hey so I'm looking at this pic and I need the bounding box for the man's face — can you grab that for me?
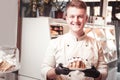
[66,7,88,33]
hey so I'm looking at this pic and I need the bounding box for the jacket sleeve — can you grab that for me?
[95,42,108,80]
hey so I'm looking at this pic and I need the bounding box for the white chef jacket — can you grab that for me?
[40,32,108,80]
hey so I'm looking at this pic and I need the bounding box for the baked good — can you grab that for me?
[0,60,14,72]
[68,60,86,69]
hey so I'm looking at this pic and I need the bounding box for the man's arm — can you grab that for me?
[95,47,108,80]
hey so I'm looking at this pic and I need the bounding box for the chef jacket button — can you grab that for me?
[67,45,69,47]
[85,44,88,47]
[68,74,71,77]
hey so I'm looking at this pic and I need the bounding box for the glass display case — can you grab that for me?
[50,25,63,39]
[84,24,117,64]
[50,18,69,39]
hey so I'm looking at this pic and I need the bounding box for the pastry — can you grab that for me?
[0,60,14,72]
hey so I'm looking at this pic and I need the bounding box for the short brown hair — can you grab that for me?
[66,0,87,11]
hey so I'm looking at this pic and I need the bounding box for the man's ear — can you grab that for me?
[63,15,66,20]
[63,12,67,20]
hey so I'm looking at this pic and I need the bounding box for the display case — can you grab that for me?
[50,25,64,39]
[49,18,69,39]
[84,24,117,64]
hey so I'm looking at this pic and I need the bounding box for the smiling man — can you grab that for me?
[40,0,108,80]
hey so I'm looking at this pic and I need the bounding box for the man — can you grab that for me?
[40,0,108,80]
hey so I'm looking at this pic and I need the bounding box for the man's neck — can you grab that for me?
[70,30,85,40]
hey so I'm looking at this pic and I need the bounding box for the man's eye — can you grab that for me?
[70,16,74,18]
[78,16,84,18]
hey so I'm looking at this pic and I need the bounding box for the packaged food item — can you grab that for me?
[0,46,20,73]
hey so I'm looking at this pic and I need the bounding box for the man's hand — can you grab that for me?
[55,63,70,75]
[81,66,100,78]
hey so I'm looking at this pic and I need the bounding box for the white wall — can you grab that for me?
[0,0,18,46]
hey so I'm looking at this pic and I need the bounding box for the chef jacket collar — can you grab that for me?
[68,31,87,41]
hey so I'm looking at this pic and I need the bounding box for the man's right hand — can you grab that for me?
[55,63,70,75]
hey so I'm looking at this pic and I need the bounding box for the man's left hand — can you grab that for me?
[81,66,100,78]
